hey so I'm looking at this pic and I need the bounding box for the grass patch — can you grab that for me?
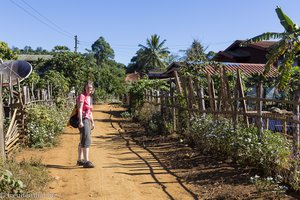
[0,158,51,195]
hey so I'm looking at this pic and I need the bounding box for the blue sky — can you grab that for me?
[1,0,300,65]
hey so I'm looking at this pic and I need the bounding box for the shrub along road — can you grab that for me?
[16,104,196,200]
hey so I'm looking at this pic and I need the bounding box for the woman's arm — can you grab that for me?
[78,102,84,128]
[91,112,95,130]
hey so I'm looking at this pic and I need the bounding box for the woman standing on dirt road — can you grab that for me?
[76,81,95,168]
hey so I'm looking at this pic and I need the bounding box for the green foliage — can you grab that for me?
[91,36,115,65]
[0,41,17,60]
[250,175,287,198]
[26,104,71,148]
[133,106,164,136]
[183,39,208,62]
[129,78,169,115]
[43,70,69,98]
[0,158,50,196]
[39,51,87,94]
[120,111,131,118]
[93,65,126,102]
[0,170,24,194]
[134,34,170,72]
[243,7,300,90]
[187,115,294,187]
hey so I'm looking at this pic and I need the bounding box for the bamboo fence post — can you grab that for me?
[181,77,192,118]
[173,71,183,94]
[223,67,233,112]
[293,93,300,156]
[217,68,224,112]
[170,81,177,132]
[31,82,35,100]
[156,90,160,112]
[22,86,27,105]
[195,80,206,117]
[0,74,5,160]
[47,80,51,100]
[207,74,216,113]
[233,82,239,129]
[237,70,249,127]
[257,82,263,139]
[283,120,287,135]
[187,77,195,116]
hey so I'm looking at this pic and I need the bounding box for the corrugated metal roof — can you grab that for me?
[165,62,277,78]
[210,63,277,78]
[17,54,53,61]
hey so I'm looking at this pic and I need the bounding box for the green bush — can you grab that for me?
[26,104,71,148]
[187,115,294,188]
[0,170,24,194]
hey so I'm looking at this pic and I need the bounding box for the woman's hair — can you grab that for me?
[83,80,94,94]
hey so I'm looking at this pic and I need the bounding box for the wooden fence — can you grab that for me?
[1,80,53,158]
[140,69,300,156]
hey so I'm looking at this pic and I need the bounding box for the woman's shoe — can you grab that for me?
[83,161,94,168]
[76,160,85,166]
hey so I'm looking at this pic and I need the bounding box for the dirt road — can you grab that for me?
[16,104,197,200]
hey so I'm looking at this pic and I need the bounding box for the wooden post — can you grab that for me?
[257,81,263,139]
[181,77,192,118]
[293,92,300,156]
[295,104,300,156]
[47,80,51,100]
[223,66,232,112]
[170,81,176,132]
[31,82,35,100]
[187,77,195,116]
[237,70,249,127]
[207,74,216,113]
[195,80,206,117]
[173,71,183,94]
[0,74,6,160]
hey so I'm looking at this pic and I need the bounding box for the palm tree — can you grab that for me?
[242,6,300,89]
[184,39,208,62]
[138,34,170,72]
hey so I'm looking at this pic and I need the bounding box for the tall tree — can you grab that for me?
[243,6,300,89]
[137,34,170,72]
[91,37,114,66]
[184,39,208,62]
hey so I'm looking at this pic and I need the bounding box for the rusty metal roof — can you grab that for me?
[204,63,277,78]
[165,62,277,78]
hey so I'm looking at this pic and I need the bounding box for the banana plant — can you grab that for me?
[242,7,300,89]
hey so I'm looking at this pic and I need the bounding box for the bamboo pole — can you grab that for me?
[0,74,5,160]
[195,80,206,117]
[207,74,216,112]
[236,70,249,127]
[173,71,183,94]
[187,77,195,116]
[257,82,264,139]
